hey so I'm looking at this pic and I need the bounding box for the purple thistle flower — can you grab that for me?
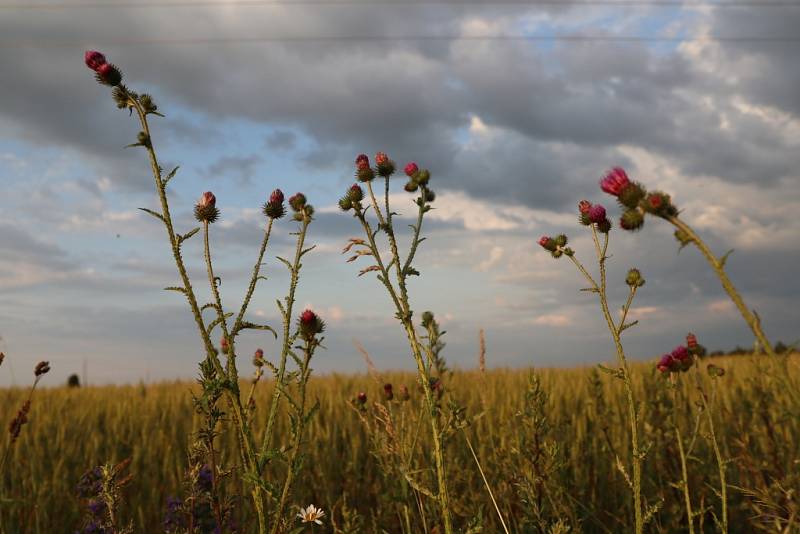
[588,204,607,224]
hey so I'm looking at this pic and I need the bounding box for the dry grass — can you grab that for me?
[1,354,798,533]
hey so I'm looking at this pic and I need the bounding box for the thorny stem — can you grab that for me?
[355,190,454,534]
[261,216,311,463]
[233,218,275,349]
[270,338,316,534]
[694,368,728,532]
[667,215,775,358]
[130,99,267,533]
[569,226,644,534]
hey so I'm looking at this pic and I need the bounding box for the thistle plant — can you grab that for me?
[600,167,775,357]
[85,51,321,532]
[339,153,454,533]
[538,200,650,534]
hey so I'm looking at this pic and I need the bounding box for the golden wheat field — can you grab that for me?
[1,354,797,533]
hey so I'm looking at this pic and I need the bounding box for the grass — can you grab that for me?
[1,353,797,533]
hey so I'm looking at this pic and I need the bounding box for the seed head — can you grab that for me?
[34,361,50,377]
[383,383,394,401]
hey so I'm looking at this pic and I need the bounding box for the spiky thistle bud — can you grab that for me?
[383,383,394,401]
[538,236,557,252]
[348,184,364,202]
[423,188,436,203]
[618,181,646,209]
[415,169,431,186]
[357,392,367,405]
[588,204,607,225]
[578,200,592,214]
[554,234,568,247]
[338,196,353,211]
[625,268,645,288]
[404,162,419,178]
[421,311,434,328]
[298,309,325,341]
[84,50,107,71]
[194,191,219,223]
[596,219,612,234]
[642,191,677,218]
[375,151,395,178]
[620,208,644,231]
[686,333,698,350]
[355,154,375,182]
[404,181,419,193]
[286,193,305,214]
[253,348,265,368]
[34,361,50,377]
[96,63,123,87]
[263,188,286,219]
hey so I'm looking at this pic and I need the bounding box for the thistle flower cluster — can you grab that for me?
[600,167,678,231]
[657,333,706,374]
[538,234,573,259]
[578,199,612,233]
[341,153,435,209]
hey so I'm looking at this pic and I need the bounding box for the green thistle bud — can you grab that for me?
[404,181,418,193]
[596,219,611,234]
[674,229,692,247]
[618,182,646,209]
[347,184,364,202]
[552,249,563,259]
[136,131,150,147]
[423,188,436,203]
[338,196,352,211]
[415,169,431,185]
[554,234,568,247]
[421,311,434,327]
[620,209,644,231]
[625,268,645,288]
[563,247,575,257]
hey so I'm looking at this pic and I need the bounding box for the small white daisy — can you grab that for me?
[297,504,325,525]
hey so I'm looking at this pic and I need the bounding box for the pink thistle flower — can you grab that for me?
[588,204,607,224]
[84,50,106,71]
[404,162,419,177]
[600,167,631,196]
[199,191,216,208]
[686,333,698,349]
[269,189,284,205]
[300,309,317,326]
[357,392,367,405]
[671,345,689,361]
[375,152,389,165]
[648,194,663,210]
[355,154,370,170]
[657,354,674,373]
[578,200,592,214]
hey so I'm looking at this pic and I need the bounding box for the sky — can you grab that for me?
[1,0,799,386]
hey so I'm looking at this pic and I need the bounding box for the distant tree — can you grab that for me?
[67,374,81,388]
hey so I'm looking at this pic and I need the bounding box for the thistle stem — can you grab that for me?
[671,381,695,534]
[667,215,775,357]
[261,216,310,462]
[695,369,728,532]
[131,98,266,533]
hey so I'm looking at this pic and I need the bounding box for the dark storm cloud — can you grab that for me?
[202,153,262,185]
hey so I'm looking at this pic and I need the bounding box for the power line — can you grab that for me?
[3,34,799,48]
[2,0,800,9]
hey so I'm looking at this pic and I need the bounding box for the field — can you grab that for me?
[1,354,797,533]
